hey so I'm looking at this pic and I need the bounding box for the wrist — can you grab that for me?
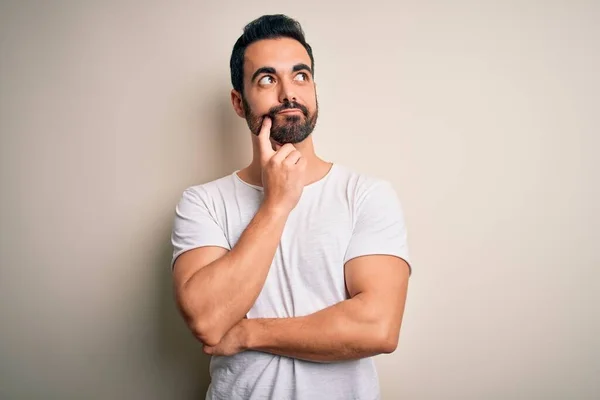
[260,201,291,219]
[239,319,252,350]
[241,318,264,351]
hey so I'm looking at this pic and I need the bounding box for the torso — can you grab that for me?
[196,164,383,400]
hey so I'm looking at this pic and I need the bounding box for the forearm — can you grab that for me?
[244,295,397,362]
[181,205,289,345]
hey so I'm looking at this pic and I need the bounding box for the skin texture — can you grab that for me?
[174,37,410,362]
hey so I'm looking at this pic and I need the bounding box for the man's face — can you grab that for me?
[240,38,318,144]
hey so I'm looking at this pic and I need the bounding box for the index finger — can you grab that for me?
[257,117,274,159]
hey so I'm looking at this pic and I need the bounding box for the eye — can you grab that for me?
[258,76,275,85]
[294,73,308,81]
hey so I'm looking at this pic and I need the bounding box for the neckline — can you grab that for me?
[233,163,336,192]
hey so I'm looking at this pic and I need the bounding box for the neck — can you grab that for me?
[239,135,332,187]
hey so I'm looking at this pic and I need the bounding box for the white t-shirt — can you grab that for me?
[171,163,411,400]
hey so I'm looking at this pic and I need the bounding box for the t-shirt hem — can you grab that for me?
[171,243,231,270]
[344,251,412,276]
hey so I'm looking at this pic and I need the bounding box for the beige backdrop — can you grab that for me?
[1,0,598,399]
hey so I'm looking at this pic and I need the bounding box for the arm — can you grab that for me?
[173,205,289,347]
[173,116,308,347]
[204,254,410,362]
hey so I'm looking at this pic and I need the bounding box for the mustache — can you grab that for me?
[266,101,309,119]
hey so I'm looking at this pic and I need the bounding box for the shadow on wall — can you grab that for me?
[156,239,212,398]
[155,90,250,398]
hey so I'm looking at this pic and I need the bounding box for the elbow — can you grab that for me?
[191,319,223,347]
[176,288,223,346]
[374,323,400,354]
[379,335,399,354]
[179,300,223,346]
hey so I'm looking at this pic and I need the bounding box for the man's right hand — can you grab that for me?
[258,117,307,214]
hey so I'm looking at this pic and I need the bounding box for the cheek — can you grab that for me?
[305,98,318,114]
[301,87,317,109]
[247,95,277,116]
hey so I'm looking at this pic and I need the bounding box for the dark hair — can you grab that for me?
[230,14,315,95]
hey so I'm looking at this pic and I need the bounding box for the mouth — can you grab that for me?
[277,109,303,115]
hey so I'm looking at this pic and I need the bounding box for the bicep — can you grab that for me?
[172,246,229,290]
[344,255,410,317]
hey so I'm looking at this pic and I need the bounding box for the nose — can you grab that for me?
[278,79,297,104]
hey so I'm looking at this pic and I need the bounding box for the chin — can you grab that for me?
[271,129,312,145]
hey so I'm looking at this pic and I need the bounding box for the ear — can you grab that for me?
[231,89,245,118]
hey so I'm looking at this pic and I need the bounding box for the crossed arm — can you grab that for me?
[173,201,410,362]
[201,254,410,362]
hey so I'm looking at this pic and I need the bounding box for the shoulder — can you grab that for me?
[174,173,240,214]
[180,173,237,201]
[331,164,397,201]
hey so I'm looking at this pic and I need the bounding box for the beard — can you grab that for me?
[243,96,319,144]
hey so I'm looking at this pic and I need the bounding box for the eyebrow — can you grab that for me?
[292,63,313,75]
[251,63,313,83]
[251,67,276,83]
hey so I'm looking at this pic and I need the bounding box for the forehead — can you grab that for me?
[244,38,311,77]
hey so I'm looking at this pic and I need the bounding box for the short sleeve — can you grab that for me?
[170,187,231,269]
[343,181,411,274]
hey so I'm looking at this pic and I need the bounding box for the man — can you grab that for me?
[171,14,412,400]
